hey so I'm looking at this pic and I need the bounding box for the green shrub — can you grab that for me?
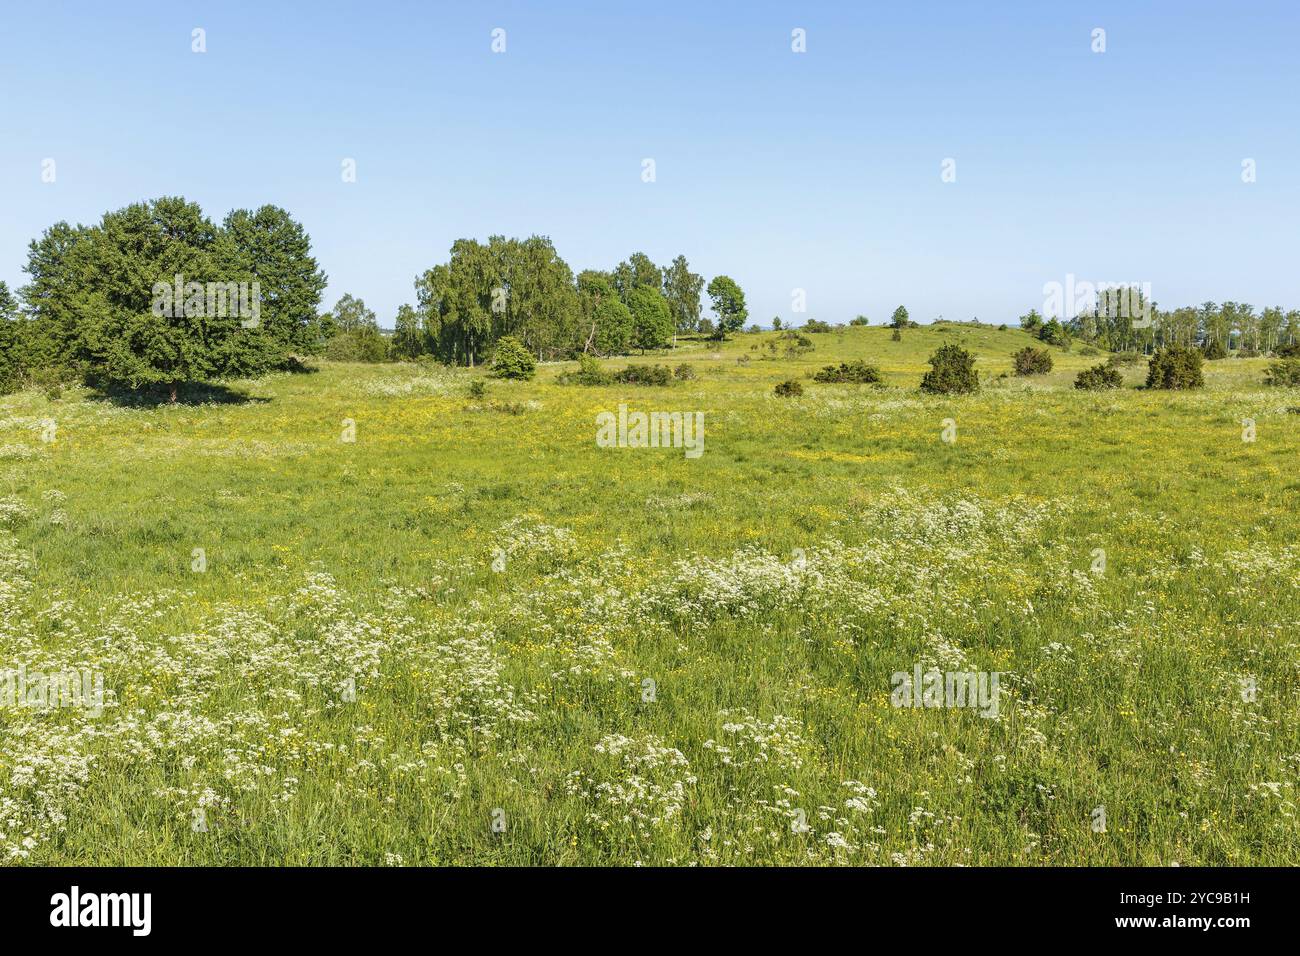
[1108,351,1143,367]
[803,319,832,333]
[1074,363,1123,390]
[920,344,978,394]
[1079,345,1100,356]
[324,326,390,362]
[1201,339,1228,360]
[1013,346,1053,376]
[777,331,814,357]
[891,327,902,342]
[613,364,672,386]
[21,364,78,401]
[1275,342,1300,358]
[1264,358,1300,386]
[849,315,870,326]
[774,379,803,397]
[489,335,537,380]
[468,379,487,399]
[558,353,613,386]
[1146,346,1204,390]
[813,360,882,384]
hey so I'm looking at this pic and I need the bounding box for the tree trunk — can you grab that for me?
[169,382,178,404]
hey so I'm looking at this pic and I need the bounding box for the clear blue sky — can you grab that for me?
[2,0,1297,327]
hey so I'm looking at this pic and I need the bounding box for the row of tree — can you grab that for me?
[406,239,747,365]
[0,197,753,395]
[1024,290,1300,355]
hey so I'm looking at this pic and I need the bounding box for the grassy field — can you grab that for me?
[2,323,1298,865]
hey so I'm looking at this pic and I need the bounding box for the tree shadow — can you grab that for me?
[281,356,320,375]
[87,381,271,407]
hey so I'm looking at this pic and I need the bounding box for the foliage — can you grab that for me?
[1037,318,1070,348]
[920,343,978,394]
[1264,358,1300,386]
[558,353,614,386]
[324,326,389,362]
[1013,346,1053,376]
[774,379,803,397]
[418,235,579,366]
[662,255,704,335]
[391,304,423,359]
[577,271,634,356]
[626,286,674,352]
[706,275,748,339]
[1074,363,1123,390]
[0,282,21,394]
[1146,346,1204,390]
[18,197,326,400]
[613,363,672,386]
[489,335,537,380]
[813,360,882,384]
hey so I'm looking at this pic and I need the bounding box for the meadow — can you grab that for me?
[1,323,1297,865]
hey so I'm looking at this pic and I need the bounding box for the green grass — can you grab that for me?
[2,324,1297,865]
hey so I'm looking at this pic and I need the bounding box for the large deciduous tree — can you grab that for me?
[219,205,328,355]
[20,197,325,400]
[627,286,673,352]
[613,252,662,302]
[577,270,633,355]
[662,254,703,343]
[706,275,747,339]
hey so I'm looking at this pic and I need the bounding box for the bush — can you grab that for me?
[1037,319,1070,348]
[324,327,389,362]
[891,327,902,342]
[813,360,882,384]
[1108,351,1143,367]
[920,344,978,394]
[673,363,695,381]
[489,335,537,380]
[558,353,613,386]
[1201,339,1228,360]
[1074,363,1123,390]
[467,379,487,399]
[1012,346,1053,376]
[1079,345,1100,356]
[1146,346,1204,390]
[778,331,814,357]
[1275,342,1300,358]
[1264,358,1300,387]
[613,364,672,386]
[850,315,870,326]
[803,319,832,333]
[774,379,803,397]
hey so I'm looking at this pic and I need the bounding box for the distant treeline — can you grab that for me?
[1020,288,1300,356]
[4,196,1298,398]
